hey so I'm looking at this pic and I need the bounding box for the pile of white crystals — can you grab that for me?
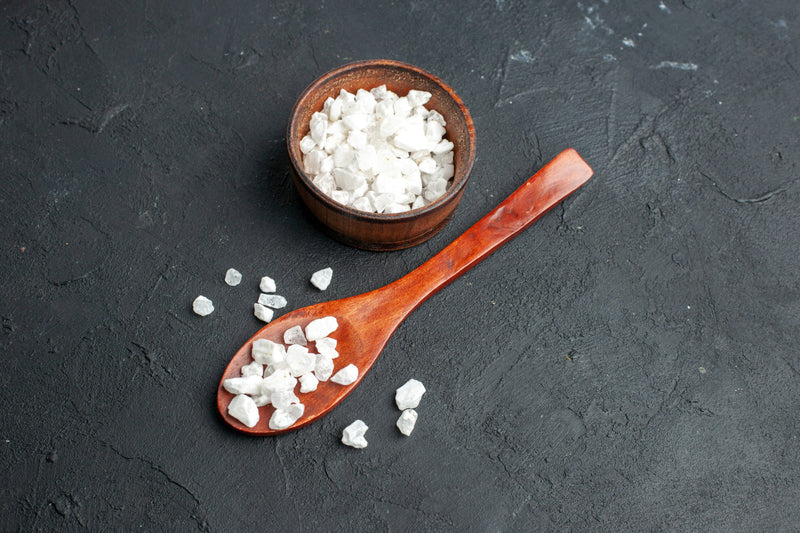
[299,85,455,213]
[224,316,361,430]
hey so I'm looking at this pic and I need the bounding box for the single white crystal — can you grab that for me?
[253,303,274,323]
[259,276,276,293]
[331,364,358,385]
[286,344,315,377]
[252,393,271,407]
[305,316,338,342]
[225,268,242,286]
[315,337,338,358]
[406,90,432,107]
[283,325,307,345]
[395,379,426,410]
[270,389,299,410]
[228,394,259,428]
[240,361,263,377]
[261,368,297,394]
[258,293,288,309]
[299,373,319,393]
[252,338,285,365]
[192,296,214,316]
[341,420,369,449]
[269,403,305,430]
[223,375,264,395]
[310,112,327,145]
[396,409,418,436]
[310,267,333,290]
[314,354,335,382]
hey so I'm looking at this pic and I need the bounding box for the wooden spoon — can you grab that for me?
[217,148,593,435]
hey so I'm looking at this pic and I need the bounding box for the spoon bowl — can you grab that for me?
[218,149,594,435]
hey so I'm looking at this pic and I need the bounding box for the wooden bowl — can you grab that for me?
[287,59,477,251]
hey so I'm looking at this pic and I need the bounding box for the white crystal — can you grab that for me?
[315,337,339,358]
[341,420,368,449]
[269,403,304,430]
[240,361,263,377]
[299,135,316,153]
[299,373,319,393]
[314,354,335,382]
[310,112,327,145]
[253,303,274,323]
[305,316,338,342]
[395,379,426,410]
[333,168,365,191]
[223,375,263,395]
[286,344,315,377]
[225,268,242,286]
[251,393,271,407]
[259,276,276,293]
[432,139,454,154]
[192,296,214,316]
[258,294,288,309]
[252,338,285,365]
[406,90,432,107]
[261,368,297,394]
[396,409,418,436]
[227,395,259,428]
[270,389,299,410]
[310,267,333,290]
[331,364,358,385]
[283,325,307,345]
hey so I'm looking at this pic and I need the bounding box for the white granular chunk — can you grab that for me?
[192,296,214,316]
[395,379,426,410]
[252,339,286,366]
[331,364,358,385]
[225,268,242,286]
[270,389,299,410]
[310,267,333,290]
[228,394,259,427]
[396,409,418,436]
[299,373,319,393]
[269,403,305,430]
[341,419,369,449]
[253,303,274,323]
[305,316,338,342]
[301,86,455,213]
[315,337,339,358]
[261,368,297,394]
[314,354,334,382]
[286,345,315,377]
[258,294,288,309]
[223,375,264,395]
[283,325,307,345]
[240,361,264,377]
[259,276,277,293]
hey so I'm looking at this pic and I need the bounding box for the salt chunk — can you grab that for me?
[418,157,437,174]
[343,113,369,131]
[327,98,342,121]
[373,173,406,195]
[411,196,426,210]
[396,409,418,436]
[428,110,446,126]
[341,420,368,448]
[259,276,277,293]
[261,368,297,394]
[313,173,336,196]
[333,168,366,191]
[310,112,328,145]
[406,89,432,107]
[252,339,285,365]
[385,203,411,214]
[356,145,377,171]
[310,267,333,290]
[314,354,334,381]
[320,156,334,174]
[370,84,388,100]
[404,171,423,196]
[252,393,271,407]
[330,190,350,205]
[392,130,428,152]
[304,149,326,174]
[225,268,242,286]
[270,389,299,410]
[432,139,454,154]
[315,337,339,358]
[351,196,374,212]
[228,395,259,428]
[269,403,305,430]
[284,325,307,345]
[394,97,412,118]
[331,364,358,385]
[355,88,377,111]
[286,344,315,377]
[258,294,287,309]
[299,373,319,393]
[395,379,426,410]
[254,303,274,323]
[423,179,448,202]
[324,132,345,153]
[241,361,263,377]
[305,316,339,341]
[299,135,316,154]
[347,130,368,149]
[379,115,404,137]
[223,375,263,395]
[425,120,446,142]
[192,295,214,316]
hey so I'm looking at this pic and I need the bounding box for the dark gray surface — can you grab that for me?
[2,0,799,530]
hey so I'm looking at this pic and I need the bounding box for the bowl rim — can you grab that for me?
[286,59,477,222]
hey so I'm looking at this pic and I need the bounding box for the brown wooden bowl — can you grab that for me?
[287,59,477,251]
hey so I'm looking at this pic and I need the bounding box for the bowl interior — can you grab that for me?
[287,60,475,218]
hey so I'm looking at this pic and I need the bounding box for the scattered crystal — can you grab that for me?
[192,296,214,316]
[310,267,333,290]
[269,403,305,430]
[305,316,338,342]
[283,325,307,345]
[315,337,339,358]
[314,354,334,382]
[331,364,358,385]
[341,419,368,448]
[253,303,274,323]
[258,294,288,309]
[299,373,319,393]
[395,379,426,410]
[396,409,418,436]
[259,276,277,293]
[228,394,259,427]
[223,375,264,395]
[286,345,315,377]
[225,268,242,286]
[270,389,299,410]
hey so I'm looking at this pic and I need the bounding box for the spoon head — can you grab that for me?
[216,296,386,435]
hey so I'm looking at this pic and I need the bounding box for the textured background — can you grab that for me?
[2,0,799,530]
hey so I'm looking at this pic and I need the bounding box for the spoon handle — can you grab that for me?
[387,148,593,311]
